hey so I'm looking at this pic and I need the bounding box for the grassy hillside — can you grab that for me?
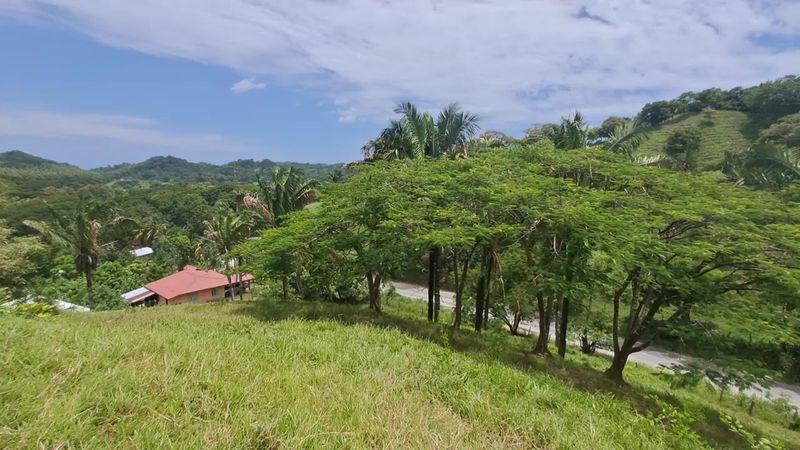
[2,298,798,449]
[637,110,752,171]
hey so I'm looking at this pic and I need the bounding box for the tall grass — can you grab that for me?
[1,297,796,449]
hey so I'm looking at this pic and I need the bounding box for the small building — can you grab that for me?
[123,265,254,307]
[131,247,154,258]
[121,287,159,307]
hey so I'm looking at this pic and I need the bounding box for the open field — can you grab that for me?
[2,296,799,449]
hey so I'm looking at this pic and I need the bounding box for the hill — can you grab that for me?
[2,298,798,449]
[94,156,341,183]
[0,150,81,169]
[0,151,342,196]
[636,110,752,171]
[0,151,101,197]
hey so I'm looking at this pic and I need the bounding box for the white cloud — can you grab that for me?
[3,1,799,128]
[231,78,267,94]
[0,110,247,153]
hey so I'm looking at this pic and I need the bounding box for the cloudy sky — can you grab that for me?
[0,0,798,167]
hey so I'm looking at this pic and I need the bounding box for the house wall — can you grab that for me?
[159,286,226,306]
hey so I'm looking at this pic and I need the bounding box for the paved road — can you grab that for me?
[390,281,800,408]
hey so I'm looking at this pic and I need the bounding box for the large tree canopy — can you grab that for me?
[243,141,800,381]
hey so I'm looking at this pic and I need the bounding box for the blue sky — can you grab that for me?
[0,1,798,168]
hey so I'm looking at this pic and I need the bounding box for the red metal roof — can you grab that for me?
[145,265,255,300]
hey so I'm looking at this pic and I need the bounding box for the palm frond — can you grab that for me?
[605,120,649,159]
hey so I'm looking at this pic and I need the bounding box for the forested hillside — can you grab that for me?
[0,151,342,197]
[93,155,341,183]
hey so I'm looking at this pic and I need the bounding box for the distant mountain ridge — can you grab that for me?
[0,150,82,169]
[0,151,343,184]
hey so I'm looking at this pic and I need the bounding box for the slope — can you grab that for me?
[3,299,798,449]
[636,110,752,171]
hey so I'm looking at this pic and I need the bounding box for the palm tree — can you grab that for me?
[365,102,480,160]
[24,202,102,308]
[256,167,319,224]
[203,214,253,299]
[327,169,346,183]
[722,144,800,188]
[238,167,320,299]
[604,119,650,160]
[554,111,589,150]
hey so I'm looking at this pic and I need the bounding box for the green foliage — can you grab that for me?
[243,142,800,384]
[759,113,800,148]
[637,110,750,171]
[721,415,786,450]
[253,167,319,224]
[364,102,479,160]
[646,395,708,449]
[663,127,703,171]
[23,201,104,308]
[0,222,43,294]
[600,116,627,137]
[94,155,341,183]
[638,100,688,126]
[743,75,800,122]
[553,111,590,149]
[637,75,799,127]
[603,119,650,159]
[0,300,58,318]
[0,151,341,200]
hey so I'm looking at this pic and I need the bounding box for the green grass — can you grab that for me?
[637,110,752,171]
[2,297,798,449]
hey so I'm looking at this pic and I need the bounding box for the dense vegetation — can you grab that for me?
[2,75,800,449]
[0,151,337,309]
[245,143,800,382]
[0,151,342,198]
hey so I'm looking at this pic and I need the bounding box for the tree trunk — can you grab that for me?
[483,251,493,330]
[453,252,463,329]
[606,270,638,383]
[453,245,476,330]
[427,247,436,322]
[85,270,95,309]
[282,276,289,301]
[433,247,441,323]
[367,273,382,313]
[553,297,561,349]
[532,293,551,355]
[474,267,485,332]
[294,274,305,299]
[605,349,630,383]
[237,257,244,301]
[557,295,570,358]
[510,310,521,335]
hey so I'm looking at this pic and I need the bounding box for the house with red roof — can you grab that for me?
[121,265,254,307]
